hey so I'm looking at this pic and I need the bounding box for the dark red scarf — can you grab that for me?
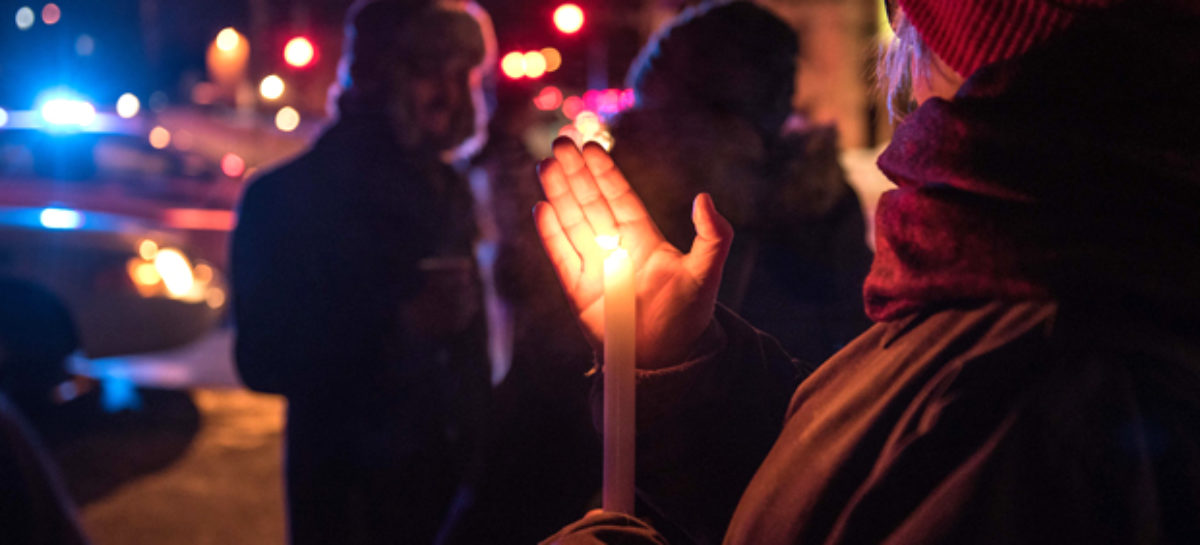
[864,5,1200,322]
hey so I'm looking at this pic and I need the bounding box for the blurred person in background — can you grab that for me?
[609,0,872,366]
[537,0,1200,542]
[443,80,601,545]
[231,1,493,543]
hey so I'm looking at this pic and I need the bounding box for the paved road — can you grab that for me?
[53,328,288,545]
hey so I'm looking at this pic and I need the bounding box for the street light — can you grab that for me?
[284,36,316,68]
[259,75,285,100]
[554,4,584,34]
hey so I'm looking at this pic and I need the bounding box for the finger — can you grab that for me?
[684,193,734,283]
[538,157,597,251]
[554,138,618,238]
[580,142,653,225]
[533,201,582,288]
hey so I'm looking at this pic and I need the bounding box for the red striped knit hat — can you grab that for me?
[897,0,1124,77]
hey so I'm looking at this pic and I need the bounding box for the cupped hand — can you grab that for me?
[534,138,733,369]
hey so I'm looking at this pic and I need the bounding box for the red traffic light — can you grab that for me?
[554,4,584,34]
[284,36,316,68]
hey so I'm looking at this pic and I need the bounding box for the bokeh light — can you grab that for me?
[284,36,315,68]
[148,126,171,149]
[541,47,563,72]
[41,3,59,25]
[599,89,621,114]
[127,259,160,287]
[533,86,564,111]
[206,287,226,309]
[173,130,194,151]
[41,98,95,127]
[138,239,158,260]
[553,4,585,34]
[501,51,525,79]
[619,89,636,109]
[0,108,8,128]
[15,7,34,30]
[275,106,300,132]
[116,93,140,118]
[75,34,94,56]
[194,263,214,284]
[562,96,584,120]
[40,208,82,229]
[575,110,601,137]
[149,91,168,112]
[259,75,285,100]
[191,82,216,105]
[154,249,194,297]
[221,153,246,178]
[523,51,547,78]
[216,27,240,52]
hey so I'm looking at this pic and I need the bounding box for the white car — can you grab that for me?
[0,119,231,407]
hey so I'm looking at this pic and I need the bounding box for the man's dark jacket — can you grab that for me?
[232,114,488,544]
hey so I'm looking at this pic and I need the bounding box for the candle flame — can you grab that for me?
[595,234,620,251]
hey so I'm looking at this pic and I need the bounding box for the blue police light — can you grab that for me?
[40,98,96,127]
[39,207,83,229]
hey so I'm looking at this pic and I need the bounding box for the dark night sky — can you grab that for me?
[0,0,658,110]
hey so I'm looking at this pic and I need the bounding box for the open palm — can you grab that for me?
[535,138,733,369]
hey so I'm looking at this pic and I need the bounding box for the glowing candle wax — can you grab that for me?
[599,236,636,513]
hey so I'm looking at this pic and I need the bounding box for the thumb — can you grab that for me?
[684,193,733,285]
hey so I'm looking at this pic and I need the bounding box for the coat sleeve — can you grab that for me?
[820,341,1198,545]
[595,305,813,545]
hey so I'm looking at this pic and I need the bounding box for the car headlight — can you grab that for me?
[153,248,194,297]
[124,240,223,308]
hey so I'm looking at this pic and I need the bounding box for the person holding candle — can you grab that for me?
[537,0,1200,543]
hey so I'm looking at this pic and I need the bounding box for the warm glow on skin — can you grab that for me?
[596,234,620,251]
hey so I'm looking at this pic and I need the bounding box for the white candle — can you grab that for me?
[601,241,636,514]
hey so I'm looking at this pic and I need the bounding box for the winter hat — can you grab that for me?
[896,0,1125,77]
[626,1,798,137]
[340,0,485,101]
